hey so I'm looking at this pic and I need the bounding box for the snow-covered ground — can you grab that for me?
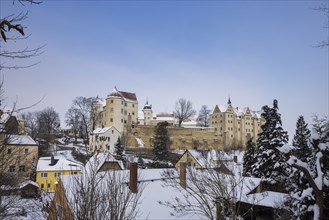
[0,195,49,220]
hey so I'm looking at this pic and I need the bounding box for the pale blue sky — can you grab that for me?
[1,0,328,139]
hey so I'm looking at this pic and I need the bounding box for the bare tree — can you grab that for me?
[196,105,211,127]
[174,98,196,127]
[37,107,60,135]
[65,108,81,143]
[20,111,38,139]
[63,157,144,219]
[67,97,95,141]
[159,165,261,219]
[0,0,44,70]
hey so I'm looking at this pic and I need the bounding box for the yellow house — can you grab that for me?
[36,155,82,192]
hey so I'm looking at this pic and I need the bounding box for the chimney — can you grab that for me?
[50,154,55,166]
[129,162,138,193]
[179,162,186,188]
[233,155,238,163]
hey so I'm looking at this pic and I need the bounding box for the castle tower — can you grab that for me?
[142,100,153,126]
[105,87,125,132]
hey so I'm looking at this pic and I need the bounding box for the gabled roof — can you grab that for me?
[108,86,137,102]
[19,180,39,189]
[212,105,221,114]
[92,126,119,135]
[6,135,37,145]
[37,155,83,172]
[85,153,124,173]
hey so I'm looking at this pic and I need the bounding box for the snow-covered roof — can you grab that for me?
[0,109,18,123]
[218,105,229,112]
[107,86,137,102]
[212,104,262,119]
[239,191,288,208]
[94,97,106,107]
[181,150,237,168]
[187,150,208,167]
[19,180,39,189]
[37,155,83,172]
[152,113,176,121]
[85,152,124,173]
[181,120,197,127]
[92,126,119,135]
[6,135,37,145]
[60,168,203,219]
[207,149,232,161]
[59,165,263,219]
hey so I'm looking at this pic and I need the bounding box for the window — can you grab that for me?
[41,184,44,189]
[24,148,28,154]
[7,149,12,154]
[124,120,127,124]
[132,104,135,108]
[19,165,25,172]
[121,109,123,114]
[112,130,114,134]
[47,183,51,188]
[110,118,113,122]
[124,110,127,115]
[111,100,113,103]
[41,172,48,178]
[110,108,113,112]
[125,102,127,107]
[71,171,78,175]
[121,119,123,123]
[55,172,61,178]
[9,165,15,172]
[132,112,135,115]
[121,101,123,105]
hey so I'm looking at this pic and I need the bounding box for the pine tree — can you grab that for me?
[289,116,329,219]
[114,137,123,160]
[243,138,255,177]
[292,116,311,162]
[290,116,313,219]
[153,121,169,161]
[251,100,290,185]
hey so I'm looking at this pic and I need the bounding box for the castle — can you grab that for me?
[90,87,264,152]
[91,87,138,133]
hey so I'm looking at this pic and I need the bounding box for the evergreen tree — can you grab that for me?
[114,137,123,160]
[290,116,313,219]
[153,121,169,161]
[243,137,255,177]
[251,100,290,185]
[289,116,329,219]
[292,116,311,162]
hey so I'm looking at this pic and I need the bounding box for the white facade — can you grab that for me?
[89,126,121,153]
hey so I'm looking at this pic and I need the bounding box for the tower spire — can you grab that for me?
[228,96,231,105]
